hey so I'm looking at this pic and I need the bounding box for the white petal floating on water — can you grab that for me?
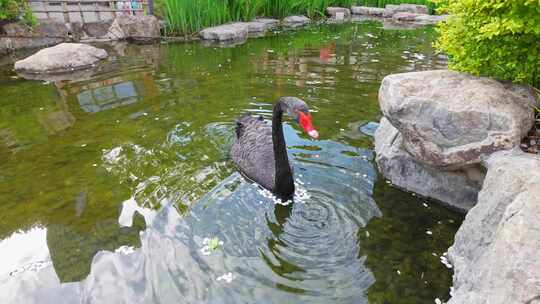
[440,254,453,269]
[200,236,223,255]
[426,230,433,235]
[216,272,235,283]
[200,246,211,256]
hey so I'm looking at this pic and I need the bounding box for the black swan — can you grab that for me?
[231,97,319,200]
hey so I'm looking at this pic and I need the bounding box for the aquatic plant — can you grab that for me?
[262,0,354,18]
[356,0,437,14]
[163,0,355,34]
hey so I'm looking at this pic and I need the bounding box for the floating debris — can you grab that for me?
[9,261,52,277]
[426,230,433,235]
[216,272,235,283]
[435,298,443,304]
[115,245,135,255]
[200,237,224,255]
[440,254,453,269]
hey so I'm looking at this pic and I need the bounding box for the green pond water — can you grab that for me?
[0,20,462,303]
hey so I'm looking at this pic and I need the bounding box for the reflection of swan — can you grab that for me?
[231,97,319,200]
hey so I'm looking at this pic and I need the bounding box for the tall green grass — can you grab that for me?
[357,0,437,13]
[262,0,354,19]
[164,0,355,35]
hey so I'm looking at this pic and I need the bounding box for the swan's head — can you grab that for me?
[279,97,319,139]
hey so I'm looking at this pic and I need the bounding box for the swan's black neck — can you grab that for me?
[272,101,295,200]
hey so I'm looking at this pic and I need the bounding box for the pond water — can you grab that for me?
[0,20,462,303]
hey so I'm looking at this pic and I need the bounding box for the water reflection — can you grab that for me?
[0,20,459,303]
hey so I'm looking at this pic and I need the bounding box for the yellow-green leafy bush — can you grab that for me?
[435,0,540,87]
[0,0,35,26]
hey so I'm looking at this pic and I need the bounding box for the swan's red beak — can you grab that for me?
[298,111,319,139]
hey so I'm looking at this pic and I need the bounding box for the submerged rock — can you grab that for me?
[351,6,385,16]
[14,43,107,74]
[374,118,482,212]
[379,70,539,169]
[199,23,249,41]
[282,15,310,28]
[448,150,540,304]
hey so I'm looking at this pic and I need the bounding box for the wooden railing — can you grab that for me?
[27,0,154,23]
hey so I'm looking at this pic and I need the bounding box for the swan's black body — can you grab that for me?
[231,97,315,200]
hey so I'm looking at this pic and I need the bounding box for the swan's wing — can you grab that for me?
[231,115,275,191]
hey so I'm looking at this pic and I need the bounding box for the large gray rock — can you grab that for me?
[282,15,310,28]
[14,43,107,73]
[448,150,540,304]
[199,23,249,41]
[379,70,539,169]
[326,7,351,19]
[249,18,279,32]
[83,20,114,38]
[111,15,160,42]
[383,4,429,17]
[375,118,482,212]
[392,12,420,22]
[414,14,448,24]
[351,6,385,16]
[242,19,279,37]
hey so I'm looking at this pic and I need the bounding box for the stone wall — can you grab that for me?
[0,15,160,55]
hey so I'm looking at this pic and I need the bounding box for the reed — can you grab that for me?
[357,0,437,13]
[164,0,356,35]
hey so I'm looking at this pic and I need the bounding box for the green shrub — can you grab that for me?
[435,0,540,88]
[0,0,36,26]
